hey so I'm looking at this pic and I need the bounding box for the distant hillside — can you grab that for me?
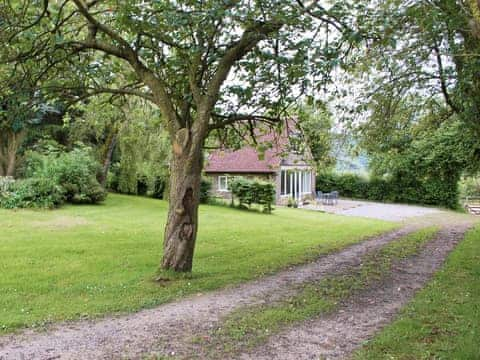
[331,136,369,175]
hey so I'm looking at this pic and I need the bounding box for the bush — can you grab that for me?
[0,177,64,209]
[0,177,16,208]
[52,149,106,204]
[0,176,15,193]
[28,147,107,205]
[200,178,212,204]
[0,146,107,209]
[230,177,275,213]
[316,172,458,208]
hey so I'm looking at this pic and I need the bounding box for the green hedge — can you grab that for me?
[229,177,275,213]
[316,172,458,209]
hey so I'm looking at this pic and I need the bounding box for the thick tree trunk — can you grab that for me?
[6,150,16,177]
[161,131,203,272]
[0,130,25,178]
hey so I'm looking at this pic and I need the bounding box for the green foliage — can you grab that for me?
[230,178,275,213]
[342,1,480,207]
[151,176,167,200]
[25,146,106,205]
[108,106,170,198]
[351,116,479,208]
[4,0,362,166]
[199,178,212,204]
[459,176,480,199]
[295,103,335,169]
[316,171,459,209]
[0,177,64,209]
[0,145,106,209]
[0,176,15,193]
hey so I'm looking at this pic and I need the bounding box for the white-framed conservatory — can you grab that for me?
[279,167,314,200]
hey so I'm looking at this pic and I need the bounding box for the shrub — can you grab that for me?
[0,146,107,210]
[69,179,106,204]
[51,148,106,204]
[0,176,16,208]
[0,176,15,193]
[0,177,64,209]
[200,178,212,204]
[230,177,275,213]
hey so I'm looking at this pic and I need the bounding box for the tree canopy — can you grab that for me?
[2,0,479,272]
[2,0,366,272]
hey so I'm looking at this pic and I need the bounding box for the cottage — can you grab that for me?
[204,122,316,205]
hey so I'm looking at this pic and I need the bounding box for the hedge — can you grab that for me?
[229,177,275,213]
[316,172,458,209]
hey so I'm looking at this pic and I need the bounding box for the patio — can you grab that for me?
[302,199,443,222]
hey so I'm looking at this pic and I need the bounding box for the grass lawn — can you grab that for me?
[0,193,395,333]
[354,225,480,360]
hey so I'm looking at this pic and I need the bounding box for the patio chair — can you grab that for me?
[331,191,339,205]
[322,192,334,205]
[316,191,323,204]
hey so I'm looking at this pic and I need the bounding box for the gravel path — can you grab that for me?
[0,212,476,360]
[303,199,443,222]
[238,222,475,360]
[0,227,419,360]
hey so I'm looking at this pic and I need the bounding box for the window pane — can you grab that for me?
[218,176,228,191]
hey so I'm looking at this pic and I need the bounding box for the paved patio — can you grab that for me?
[302,199,443,222]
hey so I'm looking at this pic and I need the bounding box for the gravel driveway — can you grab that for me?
[303,199,442,222]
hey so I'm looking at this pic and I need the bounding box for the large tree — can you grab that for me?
[3,0,360,271]
[345,0,480,133]
[0,66,62,177]
[333,0,480,194]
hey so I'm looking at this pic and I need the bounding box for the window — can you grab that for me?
[280,170,291,196]
[218,175,229,192]
[303,171,311,193]
[280,169,312,197]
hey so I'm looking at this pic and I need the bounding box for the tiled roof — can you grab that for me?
[204,120,304,173]
[204,146,282,173]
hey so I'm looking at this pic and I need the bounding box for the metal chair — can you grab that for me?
[316,191,323,204]
[331,191,339,205]
[322,193,334,205]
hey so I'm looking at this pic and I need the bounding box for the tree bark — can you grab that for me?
[0,130,25,178]
[161,128,204,272]
[6,149,16,177]
[98,130,118,188]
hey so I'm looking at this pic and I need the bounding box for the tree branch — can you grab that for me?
[433,43,460,113]
[208,113,281,132]
[204,21,283,111]
[70,0,180,134]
